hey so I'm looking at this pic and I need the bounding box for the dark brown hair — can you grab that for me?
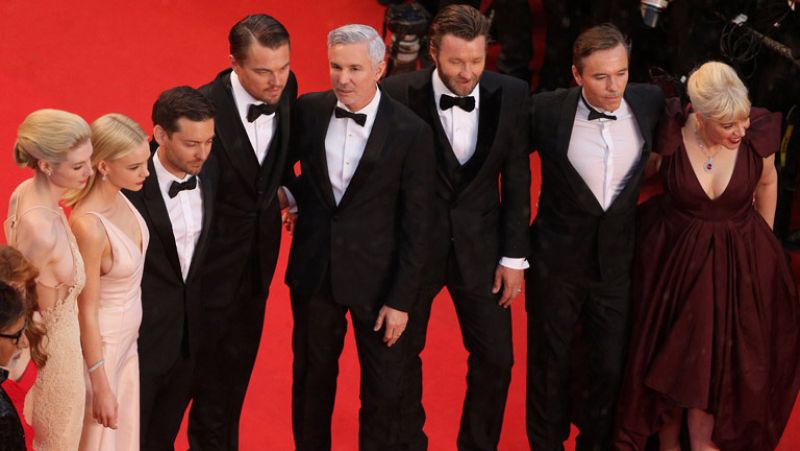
[429,4,490,52]
[151,86,215,136]
[572,23,630,74]
[229,14,290,63]
[0,245,47,368]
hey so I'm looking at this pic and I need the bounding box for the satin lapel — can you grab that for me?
[337,92,391,210]
[186,167,215,283]
[459,82,502,198]
[624,88,652,151]
[409,77,455,192]
[558,88,604,214]
[142,157,183,281]
[557,88,580,159]
[211,72,259,191]
[307,92,337,209]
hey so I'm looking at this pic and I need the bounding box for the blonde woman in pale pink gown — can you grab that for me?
[4,109,94,450]
[69,113,150,451]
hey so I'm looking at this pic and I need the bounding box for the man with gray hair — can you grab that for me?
[280,24,435,450]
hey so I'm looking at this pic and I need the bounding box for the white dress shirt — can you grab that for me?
[325,88,382,205]
[431,71,527,270]
[567,93,645,211]
[153,149,203,281]
[231,71,277,164]
[432,69,480,165]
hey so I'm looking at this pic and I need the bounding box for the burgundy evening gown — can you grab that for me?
[614,99,800,450]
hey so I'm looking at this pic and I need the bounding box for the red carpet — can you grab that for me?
[1,1,798,449]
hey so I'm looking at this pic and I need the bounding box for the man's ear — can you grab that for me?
[375,60,386,81]
[571,65,583,87]
[153,124,167,147]
[429,46,437,67]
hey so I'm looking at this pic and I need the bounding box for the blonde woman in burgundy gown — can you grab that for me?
[69,114,150,451]
[614,62,800,450]
[4,109,93,450]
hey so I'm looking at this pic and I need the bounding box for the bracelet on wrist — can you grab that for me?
[87,358,105,374]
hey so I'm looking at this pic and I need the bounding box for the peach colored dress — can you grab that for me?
[77,194,148,451]
[4,202,86,451]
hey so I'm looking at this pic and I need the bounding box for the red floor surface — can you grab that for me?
[1,1,798,450]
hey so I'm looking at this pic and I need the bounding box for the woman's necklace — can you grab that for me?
[695,126,722,173]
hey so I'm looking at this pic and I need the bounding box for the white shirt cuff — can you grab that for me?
[499,257,529,270]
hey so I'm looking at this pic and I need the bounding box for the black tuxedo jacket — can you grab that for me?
[124,148,219,372]
[284,90,435,312]
[199,69,298,307]
[382,69,531,291]
[530,84,664,281]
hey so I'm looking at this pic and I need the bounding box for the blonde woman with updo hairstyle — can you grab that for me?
[4,108,93,450]
[68,113,150,451]
[615,61,800,450]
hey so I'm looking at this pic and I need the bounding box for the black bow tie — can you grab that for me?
[439,94,476,112]
[334,107,367,126]
[582,94,616,121]
[247,103,277,123]
[168,176,197,198]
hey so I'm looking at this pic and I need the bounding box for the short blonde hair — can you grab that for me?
[67,113,147,206]
[14,109,91,169]
[687,61,751,122]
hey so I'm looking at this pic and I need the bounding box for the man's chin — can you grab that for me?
[452,84,476,97]
[262,90,284,104]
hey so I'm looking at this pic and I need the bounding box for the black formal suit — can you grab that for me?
[382,68,530,450]
[189,68,297,450]
[285,89,435,451]
[124,145,218,450]
[525,84,663,451]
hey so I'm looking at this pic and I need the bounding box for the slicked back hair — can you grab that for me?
[229,14,290,63]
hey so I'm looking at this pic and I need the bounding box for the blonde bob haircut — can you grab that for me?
[66,113,148,206]
[14,109,91,170]
[687,61,751,122]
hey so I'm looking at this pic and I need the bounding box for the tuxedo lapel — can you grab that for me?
[209,71,259,190]
[624,88,653,151]
[337,91,391,210]
[142,157,183,281]
[458,81,502,198]
[306,92,337,209]
[185,168,215,283]
[409,75,455,192]
[557,88,580,159]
